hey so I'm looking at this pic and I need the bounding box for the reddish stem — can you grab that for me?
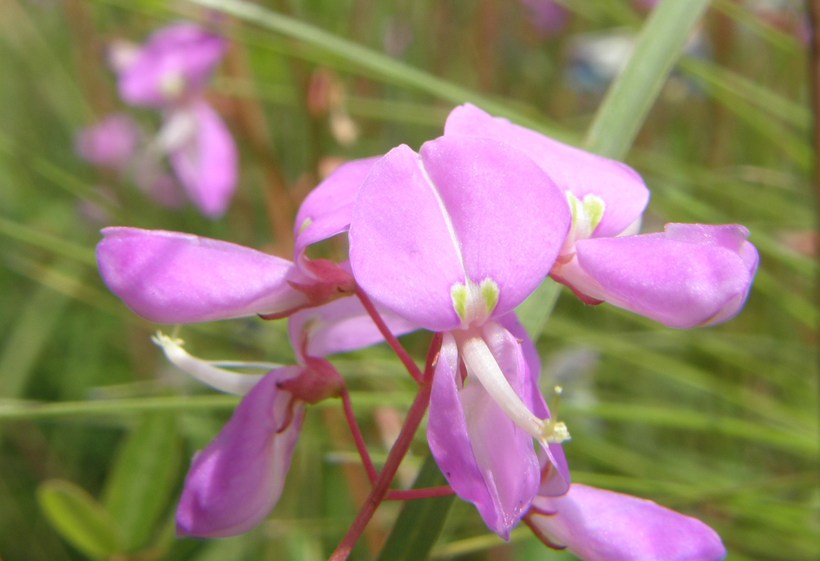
[385,486,454,501]
[328,382,432,561]
[327,336,440,561]
[340,387,378,484]
[355,287,425,384]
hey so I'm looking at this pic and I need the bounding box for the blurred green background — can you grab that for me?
[0,0,816,560]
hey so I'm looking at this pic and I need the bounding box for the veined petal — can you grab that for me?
[349,144,466,331]
[565,224,757,328]
[97,227,307,323]
[428,335,540,538]
[167,101,237,218]
[177,369,304,537]
[444,103,649,237]
[116,22,226,107]
[528,484,726,561]
[419,135,570,318]
[288,296,418,360]
[293,156,379,266]
[349,137,569,331]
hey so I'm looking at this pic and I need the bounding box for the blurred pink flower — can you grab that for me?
[75,113,140,170]
[109,22,237,218]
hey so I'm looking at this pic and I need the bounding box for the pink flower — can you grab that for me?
[110,23,227,108]
[110,22,237,218]
[527,484,726,561]
[95,155,387,322]
[165,296,412,538]
[347,135,571,537]
[75,113,140,170]
[445,104,758,328]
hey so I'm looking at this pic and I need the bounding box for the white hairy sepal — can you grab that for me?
[152,332,277,395]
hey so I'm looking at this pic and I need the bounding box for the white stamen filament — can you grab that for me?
[458,335,545,440]
[151,332,273,396]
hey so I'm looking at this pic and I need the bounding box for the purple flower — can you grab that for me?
[95,153,392,323]
[445,104,759,328]
[97,227,310,323]
[156,100,237,217]
[175,364,307,537]
[347,135,572,537]
[526,484,727,561]
[110,22,237,218]
[160,296,412,538]
[75,113,140,171]
[110,23,227,108]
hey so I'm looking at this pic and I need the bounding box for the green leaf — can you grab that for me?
[584,0,711,159]
[375,455,455,561]
[37,479,125,559]
[102,413,182,551]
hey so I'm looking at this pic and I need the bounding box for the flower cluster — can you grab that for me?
[78,22,237,218]
[97,102,756,561]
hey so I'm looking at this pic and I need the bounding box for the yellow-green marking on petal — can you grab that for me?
[451,278,500,328]
[298,217,313,235]
[566,192,606,242]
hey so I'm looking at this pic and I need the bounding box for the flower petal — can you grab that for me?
[349,144,466,331]
[528,484,726,561]
[564,224,757,328]
[428,333,540,538]
[418,135,570,317]
[444,103,649,237]
[288,296,418,360]
[75,113,140,170]
[349,137,569,331]
[176,368,304,537]
[116,22,226,107]
[167,101,237,218]
[498,313,571,495]
[97,227,306,323]
[294,156,379,264]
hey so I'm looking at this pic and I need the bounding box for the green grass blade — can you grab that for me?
[584,0,711,159]
[182,0,561,134]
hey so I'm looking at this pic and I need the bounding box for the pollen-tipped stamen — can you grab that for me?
[457,333,545,440]
[152,331,270,395]
[541,385,571,444]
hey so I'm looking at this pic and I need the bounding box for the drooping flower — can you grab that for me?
[526,484,727,561]
[109,22,237,218]
[348,135,572,537]
[156,296,412,538]
[445,104,759,328]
